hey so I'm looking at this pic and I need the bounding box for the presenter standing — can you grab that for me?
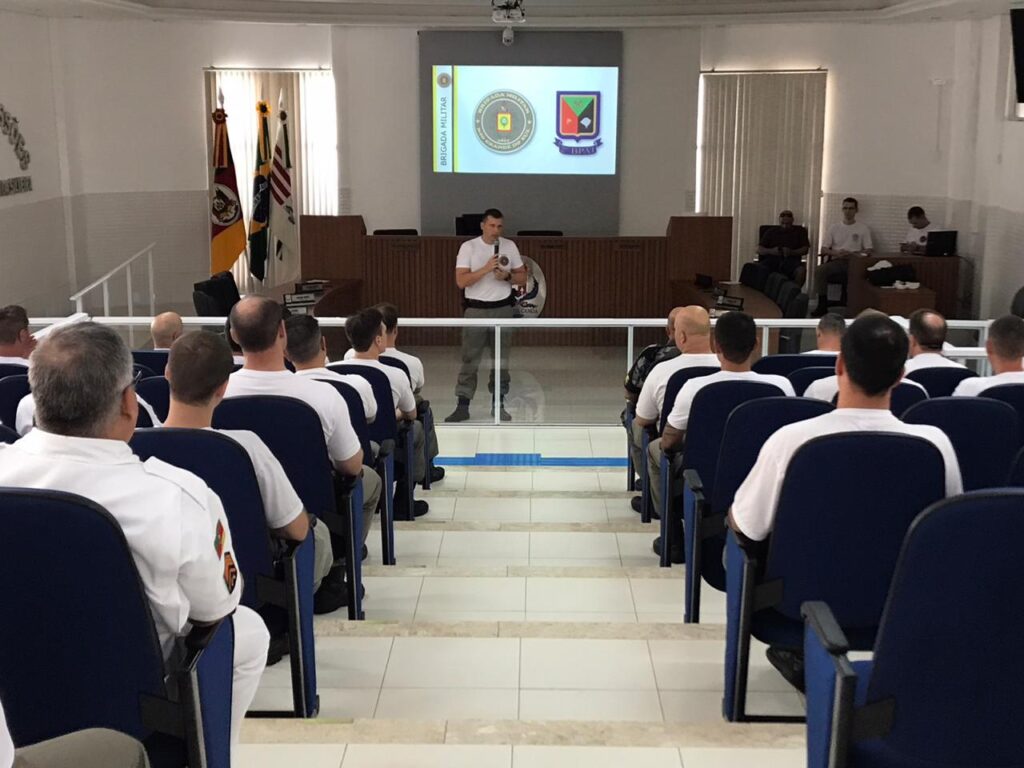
[445,208,527,422]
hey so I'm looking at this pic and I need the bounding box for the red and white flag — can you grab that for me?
[269,98,299,276]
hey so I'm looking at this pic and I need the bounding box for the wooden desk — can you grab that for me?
[674,283,782,320]
[861,285,936,316]
[847,254,960,317]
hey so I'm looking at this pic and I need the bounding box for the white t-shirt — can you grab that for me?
[344,347,425,391]
[14,393,162,436]
[0,699,13,768]
[224,369,361,465]
[802,349,839,356]
[635,353,721,422]
[804,376,928,404]
[210,428,304,529]
[731,408,963,542]
[823,221,873,253]
[666,370,795,431]
[903,222,937,246]
[904,352,967,372]
[340,358,416,414]
[295,367,377,422]
[952,369,1024,397]
[456,236,524,302]
[0,355,28,368]
[0,429,241,657]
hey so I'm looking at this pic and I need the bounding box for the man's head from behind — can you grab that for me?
[151,311,184,348]
[166,331,234,408]
[229,296,284,355]
[345,307,385,354]
[29,322,137,440]
[908,309,947,355]
[838,314,908,397]
[285,314,326,368]
[816,312,846,351]
[665,306,681,339]
[986,315,1024,367]
[713,311,757,366]
[376,303,399,344]
[0,305,34,357]
[674,306,711,353]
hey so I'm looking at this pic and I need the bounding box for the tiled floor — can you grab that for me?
[243,427,806,766]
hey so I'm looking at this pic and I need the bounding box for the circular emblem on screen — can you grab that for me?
[437,73,452,88]
[474,90,535,153]
[210,183,241,227]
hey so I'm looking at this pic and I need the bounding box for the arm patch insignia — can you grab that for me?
[214,520,225,559]
[223,551,238,593]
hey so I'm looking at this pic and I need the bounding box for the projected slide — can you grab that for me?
[431,65,619,175]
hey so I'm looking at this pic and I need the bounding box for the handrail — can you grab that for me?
[68,243,156,347]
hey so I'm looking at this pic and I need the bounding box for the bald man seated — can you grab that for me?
[904,309,966,373]
[151,311,184,351]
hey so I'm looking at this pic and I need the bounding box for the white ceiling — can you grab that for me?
[0,0,1010,25]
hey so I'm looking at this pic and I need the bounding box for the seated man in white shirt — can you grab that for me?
[954,315,1024,396]
[648,311,795,561]
[285,315,378,424]
[630,306,720,514]
[0,304,35,367]
[150,310,184,350]
[904,308,967,372]
[344,307,436,515]
[163,330,344,625]
[813,197,874,317]
[899,206,936,255]
[806,312,845,354]
[224,296,384,549]
[729,313,962,689]
[0,322,268,756]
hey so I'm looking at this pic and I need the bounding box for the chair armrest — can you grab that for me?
[417,400,431,417]
[682,468,704,495]
[333,473,359,495]
[801,601,850,655]
[376,438,395,458]
[180,618,226,672]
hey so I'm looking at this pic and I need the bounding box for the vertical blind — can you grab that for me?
[698,71,827,279]
[205,69,338,294]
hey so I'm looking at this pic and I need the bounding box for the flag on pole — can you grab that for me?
[269,98,299,268]
[248,99,272,281]
[209,103,246,275]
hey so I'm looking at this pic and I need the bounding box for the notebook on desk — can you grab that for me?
[925,230,957,257]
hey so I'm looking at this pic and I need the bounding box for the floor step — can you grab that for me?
[314,619,724,641]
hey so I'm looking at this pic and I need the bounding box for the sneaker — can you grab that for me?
[444,404,471,422]
[766,647,806,693]
[652,536,684,564]
[266,632,289,666]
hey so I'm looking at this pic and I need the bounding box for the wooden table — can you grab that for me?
[674,283,783,319]
[847,254,960,317]
[861,284,936,316]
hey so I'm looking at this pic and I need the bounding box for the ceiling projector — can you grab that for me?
[492,0,526,24]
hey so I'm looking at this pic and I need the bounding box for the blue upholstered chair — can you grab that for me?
[0,424,17,444]
[637,365,719,526]
[903,366,977,398]
[662,379,784,567]
[131,428,319,717]
[329,363,417,521]
[0,374,30,431]
[377,356,412,384]
[683,396,833,623]
[1007,446,1024,486]
[888,382,928,417]
[723,433,947,722]
[0,363,28,380]
[133,362,157,379]
[902,397,1018,491]
[802,489,1024,767]
[213,395,364,620]
[752,354,838,377]
[979,383,1024,445]
[137,376,170,423]
[378,356,438,490]
[132,349,170,377]
[316,378,394,565]
[0,488,233,768]
[787,366,836,396]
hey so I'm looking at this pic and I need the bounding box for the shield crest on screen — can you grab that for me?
[556,92,600,140]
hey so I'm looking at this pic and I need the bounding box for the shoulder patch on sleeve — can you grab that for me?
[141,457,213,507]
[223,551,238,593]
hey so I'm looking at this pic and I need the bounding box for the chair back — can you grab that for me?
[904,366,977,398]
[0,489,167,746]
[889,381,929,416]
[739,262,770,292]
[766,433,946,627]
[865,490,1024,765]
[133,363,156,379]
[316,379,373,459]
[902,397,1018,491]
[0,363,27,380]
[682,381,787,493]
[658,366,719,433]
[0,424,17,444]
[137,376,170,423]
[763,272,786,303]
[0,374,30,430]
[787,366,835,396]
[378,356,412,386]
[213,396,336,523]
[328,364,399,444]
[1007,446,1024,485]
[753,354,837,376]
[132,350,169,377]
[130,428,275,609]
[979,383,1024,444]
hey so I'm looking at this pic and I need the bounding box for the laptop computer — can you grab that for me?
[925,230,957,257]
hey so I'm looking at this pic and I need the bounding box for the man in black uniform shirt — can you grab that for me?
[757,210,810,284]
[623,307,681,409]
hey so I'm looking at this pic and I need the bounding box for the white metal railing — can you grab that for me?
[80,314,996,425]
[68,243,157,347]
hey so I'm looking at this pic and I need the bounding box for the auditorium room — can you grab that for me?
[1,0,1023,766]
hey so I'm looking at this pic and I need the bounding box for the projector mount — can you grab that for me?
[491,0,526,25]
